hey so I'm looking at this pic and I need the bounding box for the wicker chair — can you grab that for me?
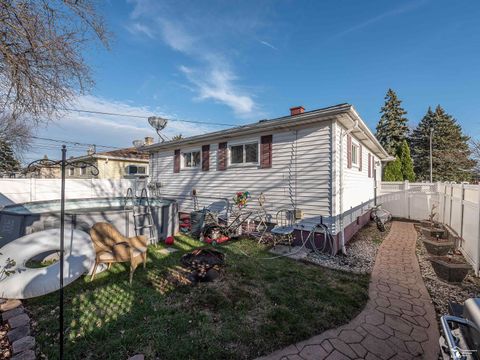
[89,222,148,284]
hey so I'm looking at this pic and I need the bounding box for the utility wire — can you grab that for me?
[62,108,236,127]
[32,136,121,149]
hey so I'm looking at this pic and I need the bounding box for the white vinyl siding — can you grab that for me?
[332,120,381,234]
[149,122,333,230]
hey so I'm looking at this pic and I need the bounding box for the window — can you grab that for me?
[68,168,74,176]
[126,165,147,175]
[351,144,359,166]
[230,143,258,165]
[182,151,200,168]
[80,167,87,176]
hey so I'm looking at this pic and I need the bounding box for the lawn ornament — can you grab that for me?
[165,236,174,246]
[232,191,250,209]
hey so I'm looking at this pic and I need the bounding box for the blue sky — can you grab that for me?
[28,0,480,161]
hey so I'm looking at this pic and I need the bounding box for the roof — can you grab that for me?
[142,103,392,161]
[70,147,149,163]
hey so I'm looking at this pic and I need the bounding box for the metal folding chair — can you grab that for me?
[270,209,295,248]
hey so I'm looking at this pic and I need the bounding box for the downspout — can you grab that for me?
[339,119,359,255]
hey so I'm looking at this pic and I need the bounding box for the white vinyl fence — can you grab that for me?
[378,181,480,274]
[0,178,148,207]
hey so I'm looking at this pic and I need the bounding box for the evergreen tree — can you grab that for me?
[0,140,20,174]
[376,89,409,155]
[410,106,475,182]
[398,140,415,181]
[383,156,403,181]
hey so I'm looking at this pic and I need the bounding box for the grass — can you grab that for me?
[26,235,369,360]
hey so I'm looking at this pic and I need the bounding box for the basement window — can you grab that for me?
[182,151,200,168]
[230,143,258,165]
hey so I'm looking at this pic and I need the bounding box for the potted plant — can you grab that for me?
[420,205,454,255]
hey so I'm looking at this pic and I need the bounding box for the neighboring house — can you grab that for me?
[143,104,392,250]
[66,141,151,179]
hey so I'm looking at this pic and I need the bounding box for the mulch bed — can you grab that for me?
[0,322,12,359]
[308,221,391,274]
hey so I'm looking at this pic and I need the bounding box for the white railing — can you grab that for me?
[378,181,480,275]
[0,178,148,207]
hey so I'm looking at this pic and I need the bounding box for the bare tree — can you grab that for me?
[471,138,480,178]
[0,114,32,153]
[0,0,110,122]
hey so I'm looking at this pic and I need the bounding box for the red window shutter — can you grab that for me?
[368,153,372,177]
[174,149,180,173]
[359,145,363,172]
[217,142,227,171]
[347,135,352,169]
[202,145,210,171]
[260,135,272,168]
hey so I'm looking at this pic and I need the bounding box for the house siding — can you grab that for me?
[150,122,333,229]
[332,120,381,240]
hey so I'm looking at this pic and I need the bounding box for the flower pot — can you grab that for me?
[422,237,454,255]
[429,256,471,283]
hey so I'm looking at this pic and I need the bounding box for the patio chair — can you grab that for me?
[89,222,148,284]
[270,209,295,248]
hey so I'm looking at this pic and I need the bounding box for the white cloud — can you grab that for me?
[180,66,255,116]
[259,40,277,50]
[126,22,155,39]
[127,0,258,118]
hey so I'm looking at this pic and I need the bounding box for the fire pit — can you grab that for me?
[180,248,225,283]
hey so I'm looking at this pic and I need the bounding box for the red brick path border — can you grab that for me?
[258,221,440,360]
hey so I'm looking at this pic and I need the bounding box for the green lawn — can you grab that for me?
[27,236,369,360]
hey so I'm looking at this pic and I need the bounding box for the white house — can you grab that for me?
[142,104,392,251]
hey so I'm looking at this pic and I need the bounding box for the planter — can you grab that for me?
[422,237,454,255]
[429,256,471,283]
[420,226,447,239]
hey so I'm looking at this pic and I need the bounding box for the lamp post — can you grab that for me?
[148,116,169,142]
[430,128,434,183]
[26,148,98,360]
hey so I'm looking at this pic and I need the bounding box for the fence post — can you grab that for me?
[449,185,454,227]
[442,183,447,224]
[460,183,465,239]
[404,180,410,219]
[477,184,480,275]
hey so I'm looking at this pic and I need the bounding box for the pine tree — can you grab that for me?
[383,156,403,181]
[0,140,20,174]
[376,89,409,155]
[398,140,415,181]
[410,106,475,182]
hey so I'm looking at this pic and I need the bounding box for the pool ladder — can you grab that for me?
[124,188,157,245]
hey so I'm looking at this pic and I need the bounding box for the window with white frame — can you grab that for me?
[68,168,74,176]
[126,165,147,175]
[230,142,258,165]
[80,167,87,176]
[351,144,359,165]
[182,151,200,168]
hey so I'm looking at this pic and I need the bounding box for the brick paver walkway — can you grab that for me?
[258,221,440,360]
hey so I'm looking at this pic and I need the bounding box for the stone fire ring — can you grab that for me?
[0,228,95,299]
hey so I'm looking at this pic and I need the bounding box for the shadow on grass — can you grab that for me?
[26,237,369,360]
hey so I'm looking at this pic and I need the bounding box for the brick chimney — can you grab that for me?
[144,136,154,146]
[290,106,305,116]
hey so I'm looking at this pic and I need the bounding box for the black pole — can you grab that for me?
[60,145,66,360]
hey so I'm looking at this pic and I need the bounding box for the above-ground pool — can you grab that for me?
[0,197,178,246]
